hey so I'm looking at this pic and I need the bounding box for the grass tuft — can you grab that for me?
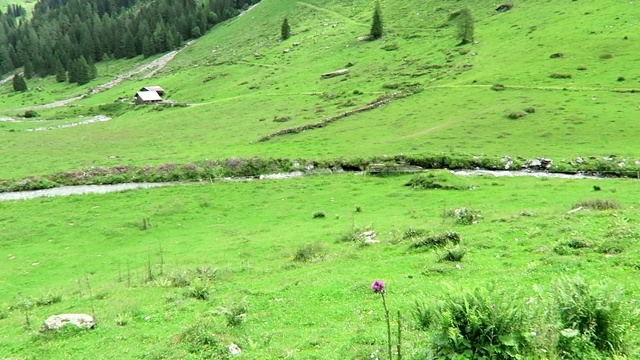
[574,199,620,210]
[293,243,327,262]
[447,207,481,225]
[410,231,460,250]
[437,245,467,262]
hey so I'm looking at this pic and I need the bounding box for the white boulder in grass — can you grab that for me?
[40,314,95,332]
[229,343,242,355]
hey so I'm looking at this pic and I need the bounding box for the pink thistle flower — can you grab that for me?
[371,280,385,293]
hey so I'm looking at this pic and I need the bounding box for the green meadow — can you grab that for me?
[1,173,639,358]
[1,0,640,358]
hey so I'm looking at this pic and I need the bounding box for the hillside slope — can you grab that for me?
[0,0,638,179]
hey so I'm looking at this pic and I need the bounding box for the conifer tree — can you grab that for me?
[12,74,27,92]
[87,56,97,80]
[75,56,91,85]
[54,60,66,82]
[23,60,34,79]
[457,8,474,45]
[281,17,290,40]
[0,46,13,75]
[370,2,383,40]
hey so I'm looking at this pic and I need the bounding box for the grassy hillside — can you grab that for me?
[0,0,35,13]
[1,0,639,179]
[1,0,640,358]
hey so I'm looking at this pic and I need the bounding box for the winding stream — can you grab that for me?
[0,169,615,202]
[0,182,175,201]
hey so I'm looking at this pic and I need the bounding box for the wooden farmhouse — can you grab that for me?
[134,90,163,104]
[134,85,166,104]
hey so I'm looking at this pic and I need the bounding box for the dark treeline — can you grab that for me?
[0,0,258,85]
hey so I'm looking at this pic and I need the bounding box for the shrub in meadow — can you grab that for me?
[415,286,533,359]
[177,321,229,359]
[293,243,326,262]
[185,277,210,300]
[552,276,630,358]
[214,297,248,327]
[447,208,481,225]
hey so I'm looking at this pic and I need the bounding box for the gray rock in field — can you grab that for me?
[358,231,378,244]
[229,343,242,355]
[523,158,553,170]
[40,314,95,332]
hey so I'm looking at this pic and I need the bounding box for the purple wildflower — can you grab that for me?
[371,280,385,293]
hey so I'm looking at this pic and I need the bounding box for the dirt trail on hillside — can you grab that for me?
[17,41,194,111]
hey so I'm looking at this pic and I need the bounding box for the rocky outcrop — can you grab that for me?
[40,314,95,332]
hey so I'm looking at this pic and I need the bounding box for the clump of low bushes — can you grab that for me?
[415,286,532,359]
[414,276,634,359]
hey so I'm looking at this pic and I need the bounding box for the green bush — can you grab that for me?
[214,297,248,327]
[177,321,229,359]
[23,110,38,118]
[552,276,630,358]
[447,207,481,225]
[415,286,533,359]
[293,243,326,262]
[185,278,210,300]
